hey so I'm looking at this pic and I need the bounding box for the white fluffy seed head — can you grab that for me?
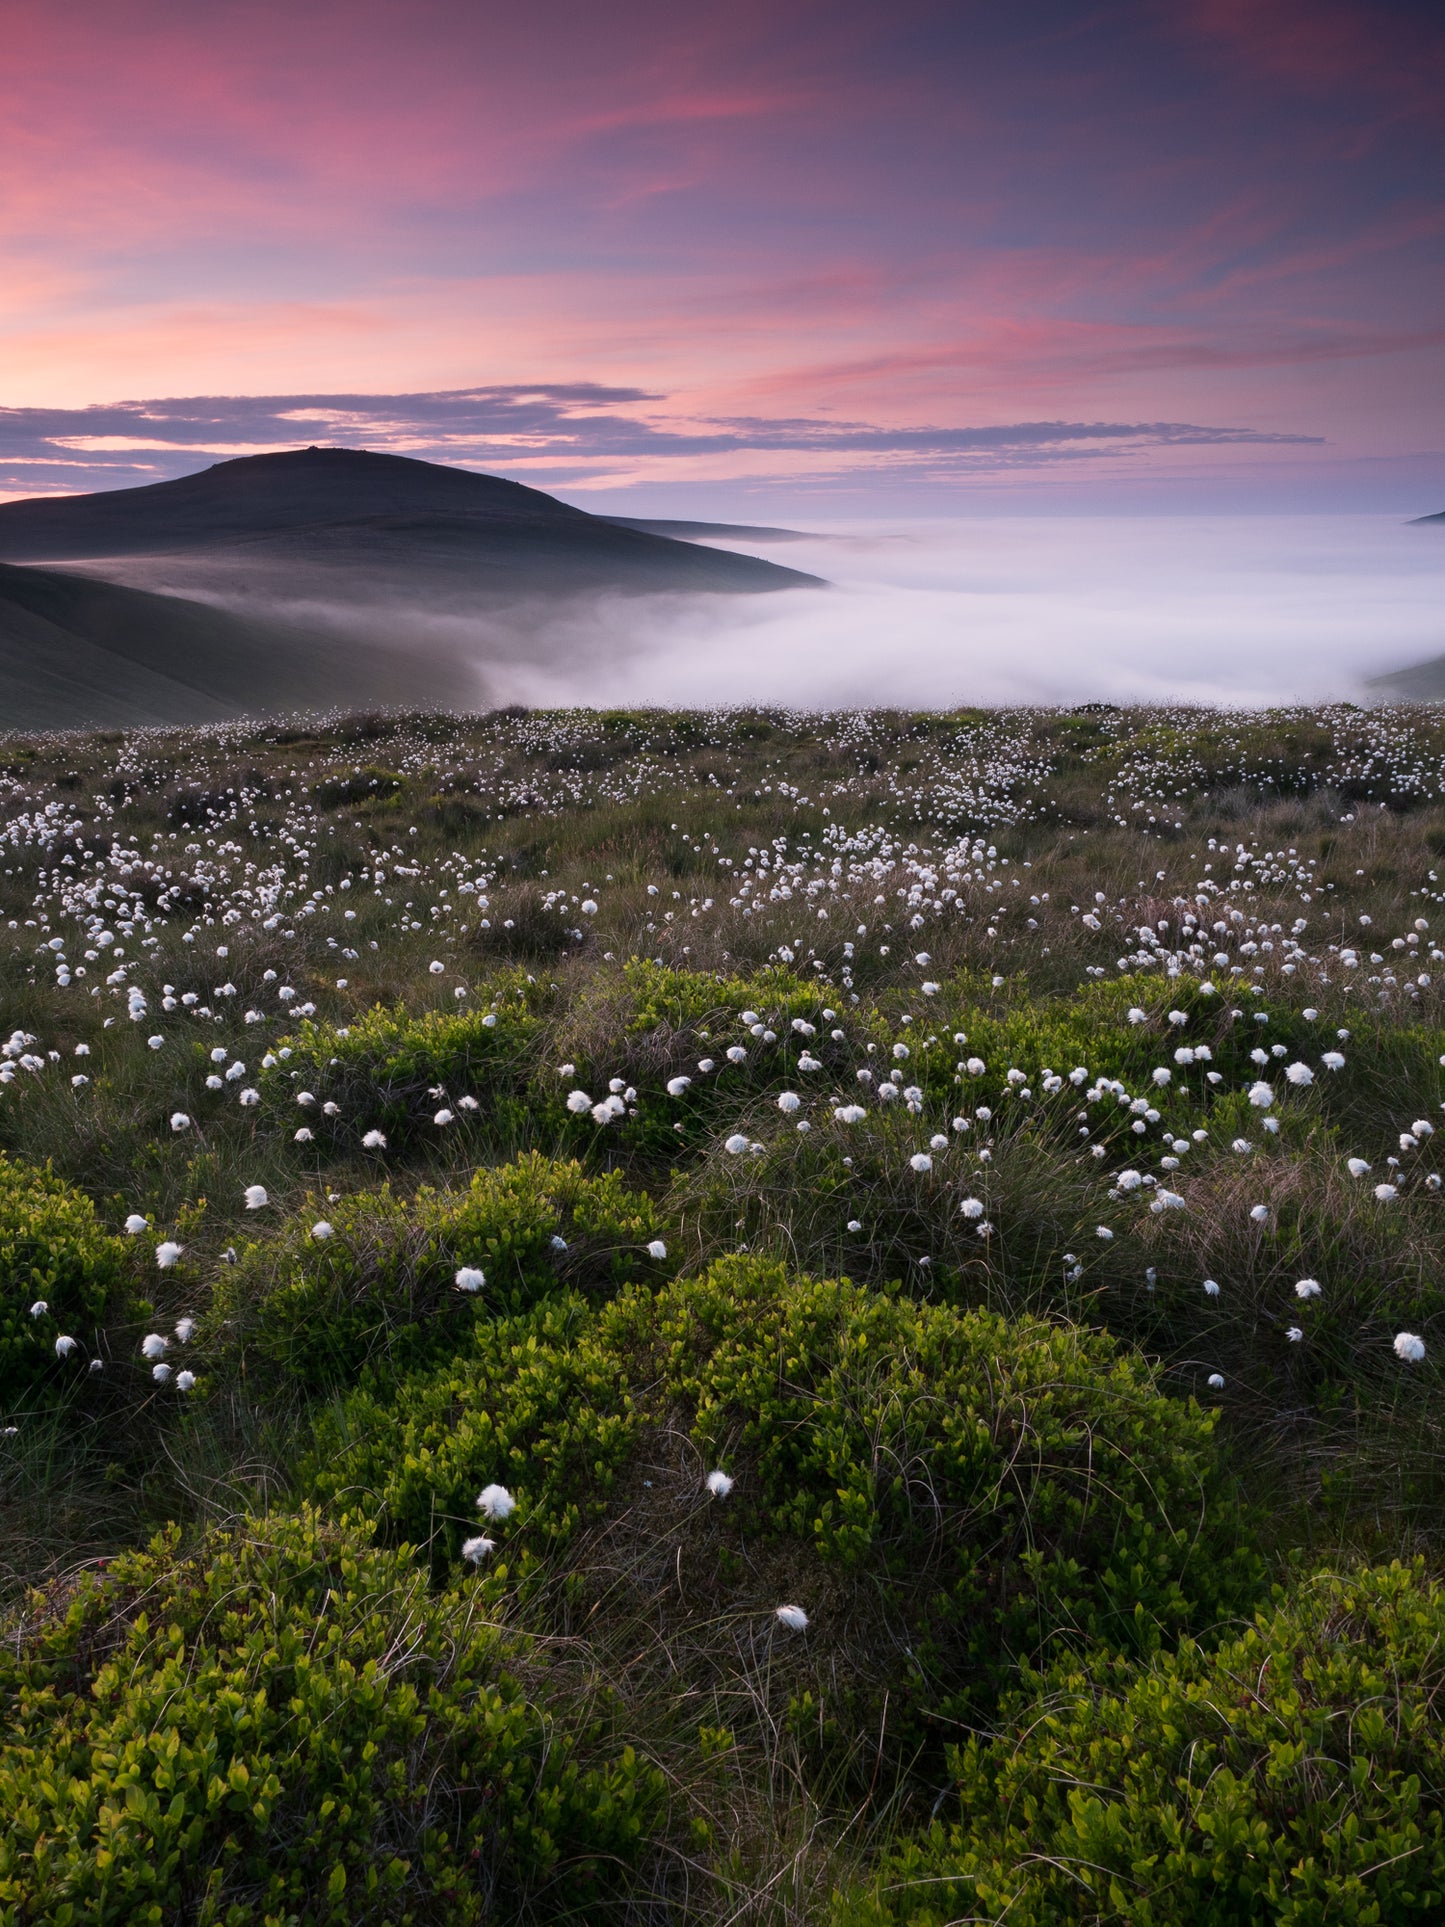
[774,1604,809,1632]
[705,1469,734,1498]
[454,1266,486,1293]
[476,1483,515,1520]
[243,1185,268,1210]
[461,1535,496,1563]
[1394,1331,1426,1363]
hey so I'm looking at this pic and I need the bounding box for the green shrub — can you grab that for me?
[312,1257,1261,1713]
[309,1292,637,1578]
[839,1559,1445,1926]
[215,1153,670,1389]
[0,1508,661,1925]
[260,981,547,1148]
[0,1154,130,1402]
[627,1259,1262,1699]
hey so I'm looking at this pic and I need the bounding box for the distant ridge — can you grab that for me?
[603,516,813,543]
[1409,510,1445,525]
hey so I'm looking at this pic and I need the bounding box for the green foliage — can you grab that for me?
[312,1256,1261,1711]
[840,1559,1445,1926]
[310,765,404,809]
[309,1292,637,1577]
[0,1154,130,1402]
[0,1508,661,1924]
[260,981,547,1145]
[216,1153,670,1389]
[628,1259,1262,1701]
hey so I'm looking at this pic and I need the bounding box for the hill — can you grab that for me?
[1366,652,1445,701]
[0,447,824,599]
[1408,509,1445,524]
[0,449,824,726]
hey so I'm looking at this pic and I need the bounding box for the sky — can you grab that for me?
[2,0,1443,515]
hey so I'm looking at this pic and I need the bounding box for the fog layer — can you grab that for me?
[458,515,1445,710]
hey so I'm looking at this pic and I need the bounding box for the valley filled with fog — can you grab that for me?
[477,512,1445,710]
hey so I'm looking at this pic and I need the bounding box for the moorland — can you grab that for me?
[2,700,1444,1923]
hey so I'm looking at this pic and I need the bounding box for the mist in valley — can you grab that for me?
[185,512,1445,713]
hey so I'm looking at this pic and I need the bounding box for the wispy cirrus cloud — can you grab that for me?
[0,386,1322,499]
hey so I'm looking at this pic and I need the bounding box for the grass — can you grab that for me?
[1,700,1444,1921]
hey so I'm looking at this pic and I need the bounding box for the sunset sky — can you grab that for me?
[2,0,1442,512]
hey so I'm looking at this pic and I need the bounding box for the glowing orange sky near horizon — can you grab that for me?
[2,0,1442,508]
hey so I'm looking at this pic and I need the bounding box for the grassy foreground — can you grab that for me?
[2,701,1445,1923]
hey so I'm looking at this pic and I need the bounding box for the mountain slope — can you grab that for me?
[0,560,476,729]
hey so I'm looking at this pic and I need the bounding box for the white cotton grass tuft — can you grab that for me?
[55,1335,78,1358]
[243,1184,269,1210]
[433,1109,454,1127]
[774,1604,809,1632]
[175,1370,196,1392]
[1203,1279,1220,1297]
[1374,1183,1399,1203]
[174,1317,197,1344]
[362,1129,387,1150]
[29,1300,47,1318]
[724,1133,751,1154]
[777,1091,801,1114]
[1249,1205,1270,1223]
[141,1333,168,1359]
[666,1076,692,1097]
[1347,1158,1371,1178]
[461,1535,496,1563]
[152,1362,173,1383]
[1394,1332,1426,1363]
[1295,1279,1322,1300]
[124,1213,148,1234]
[476,1483,516,1520]
[170,1113,191,1132]
[156,1241,183,1268]
[454,1266,486,1293]
[834,1104,867,1125]
[1247,1082,1274,1109]
[705,1469,734,1498]
[646,1239,668,1260]
[1207,1373,1225,1390]
[909,1152,933,1172]
[311,1220,334,1240]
